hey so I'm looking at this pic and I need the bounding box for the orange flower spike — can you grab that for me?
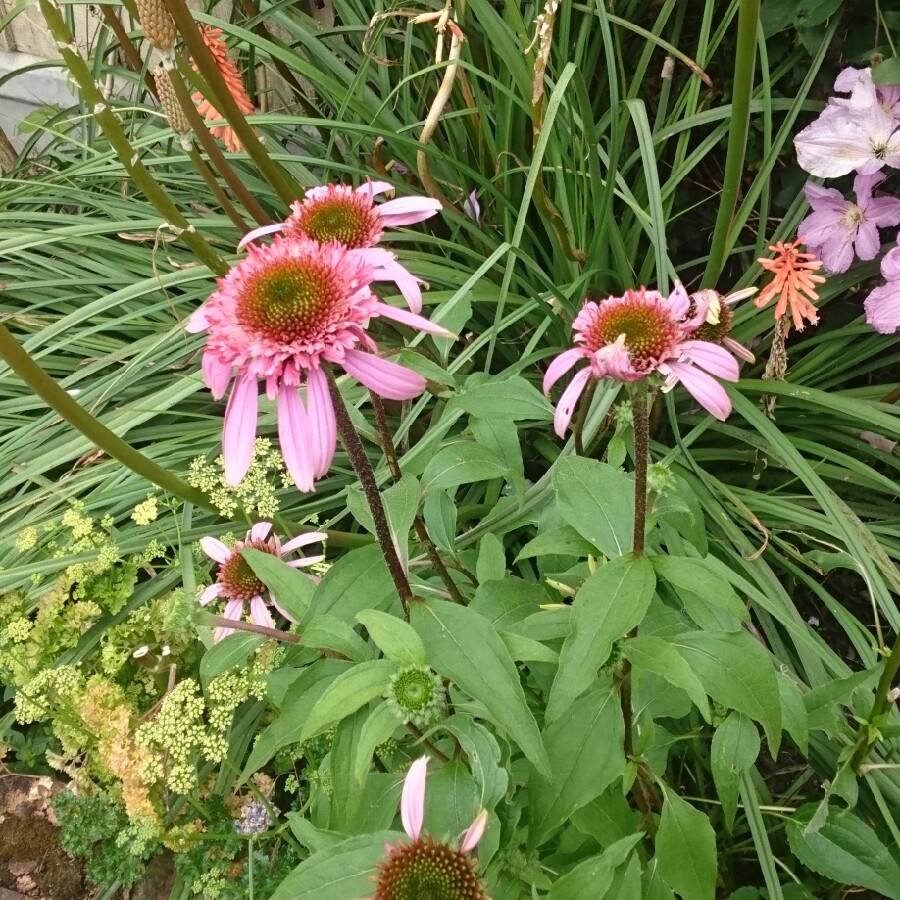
[191,25,254,152]
[754,238,825,331]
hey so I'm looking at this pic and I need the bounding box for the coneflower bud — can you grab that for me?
[154,65,192,151]
[137,0,177,68]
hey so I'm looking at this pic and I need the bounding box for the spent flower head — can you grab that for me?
[368,756,489,900]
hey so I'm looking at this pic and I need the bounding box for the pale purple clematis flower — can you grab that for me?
[543,284,740,434]
[199,523,326,642]
[830,67,900,122]
[238,182,442,313]
[864,246,900,333]
[799,173,900,274]
[188,237,450,490]
[365,756,489,899]
[795,95,900,177]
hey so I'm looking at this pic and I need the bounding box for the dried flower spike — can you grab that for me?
[154,64,192,152]
[755,238,825,331]
[136,0,176,68]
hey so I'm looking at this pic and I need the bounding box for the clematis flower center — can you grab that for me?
[578,290,679,370]
[286,192,382,248]
[235,259,346,344]
[218,539,275,600]
[840,204,864,227]
[374,837,488,900]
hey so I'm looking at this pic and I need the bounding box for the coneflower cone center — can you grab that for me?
[692,303,733,346]
[236,260,344,343]
[585,299,677,364]
[219,540,275,600]
[289,196,381,248]
[374,838,487,900]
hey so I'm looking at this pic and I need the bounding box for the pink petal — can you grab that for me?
[214,597,245,643]
[237,222,284,251]
[186,304,212,334]
[401,756,428,839]
[803,180,848,211]
[864,281,900,333]
[341,349,426,400]
[543,348,584,394]
[223,372,259,487]
[200,537,230,564]
[377,196,443,226]
[200,583,224,604]
[663,361,732,420]
[374,301,454,336]
[854,221,881,261]
[867,194,900,227]
[203,353,234,401]
[305,368,337,479]
[881,246,900,282]
[553,366,592,438]
[724,337,755,364]
[667,282,690,319]
[277,386,316,492]
[358,180,394,197]
[370,258,424,313]
[250,595,276,629]
[463,190,481,224]
[460,809,488,853]
[250,522,273,542]
[678,340,740,381]
[280,531,328,555]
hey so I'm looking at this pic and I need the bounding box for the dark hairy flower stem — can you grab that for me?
[325,367,413,618]
[851,630,900,771]
[369,392,467,605]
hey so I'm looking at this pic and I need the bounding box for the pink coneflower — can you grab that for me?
[543,285,740,434]
[755,239,825,331]
[188,236,449,489]
[238,182,442,312]
[689,287,756,363]
[367,756,489,900]
[199,522,326,642]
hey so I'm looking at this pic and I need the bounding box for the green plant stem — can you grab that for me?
[851,631,900,771]
[163,0,301,206]
[188,146,251,233]
[165,64,275,228]
[369,391,466,605]
[700,0,760,288]
[99,5,157,98]
[0,321,219,510]
[324,368,413,617]
[203,614,299,643]
[39,0,229,276]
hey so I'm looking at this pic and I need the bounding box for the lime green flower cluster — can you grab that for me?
[188,437,290,519]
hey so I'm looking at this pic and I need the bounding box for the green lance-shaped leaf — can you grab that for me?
[655,789,717,900]
[411,598,550,778]
[711,712,761,832]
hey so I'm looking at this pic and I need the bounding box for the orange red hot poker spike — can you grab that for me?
[755,238,826,331]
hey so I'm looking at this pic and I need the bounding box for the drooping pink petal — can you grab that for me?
[280,531,328,555]
[223,371,259,487]
[250,594,276,629]
[724,336,756,364]
[370,258,425,313]
[678,340,740,381]
[662,360,732,420]
[543,348,584,394]
[358,180,394,197]
[373,301,454,336]
[305,368,337,479]
[460,810,489,853]
[202,352,234,400]
[186,304,212,333]
[250,522,273,542]
[667,282,691,320]
[553,366,592,438]
[341,349,426,400]
[277,386,316,492]
[214,597,245,643]
[200,583,224,604]
[377,196,443,226]
[200,537,231,564]
[236,222,284,251]
[401,756,429,840]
